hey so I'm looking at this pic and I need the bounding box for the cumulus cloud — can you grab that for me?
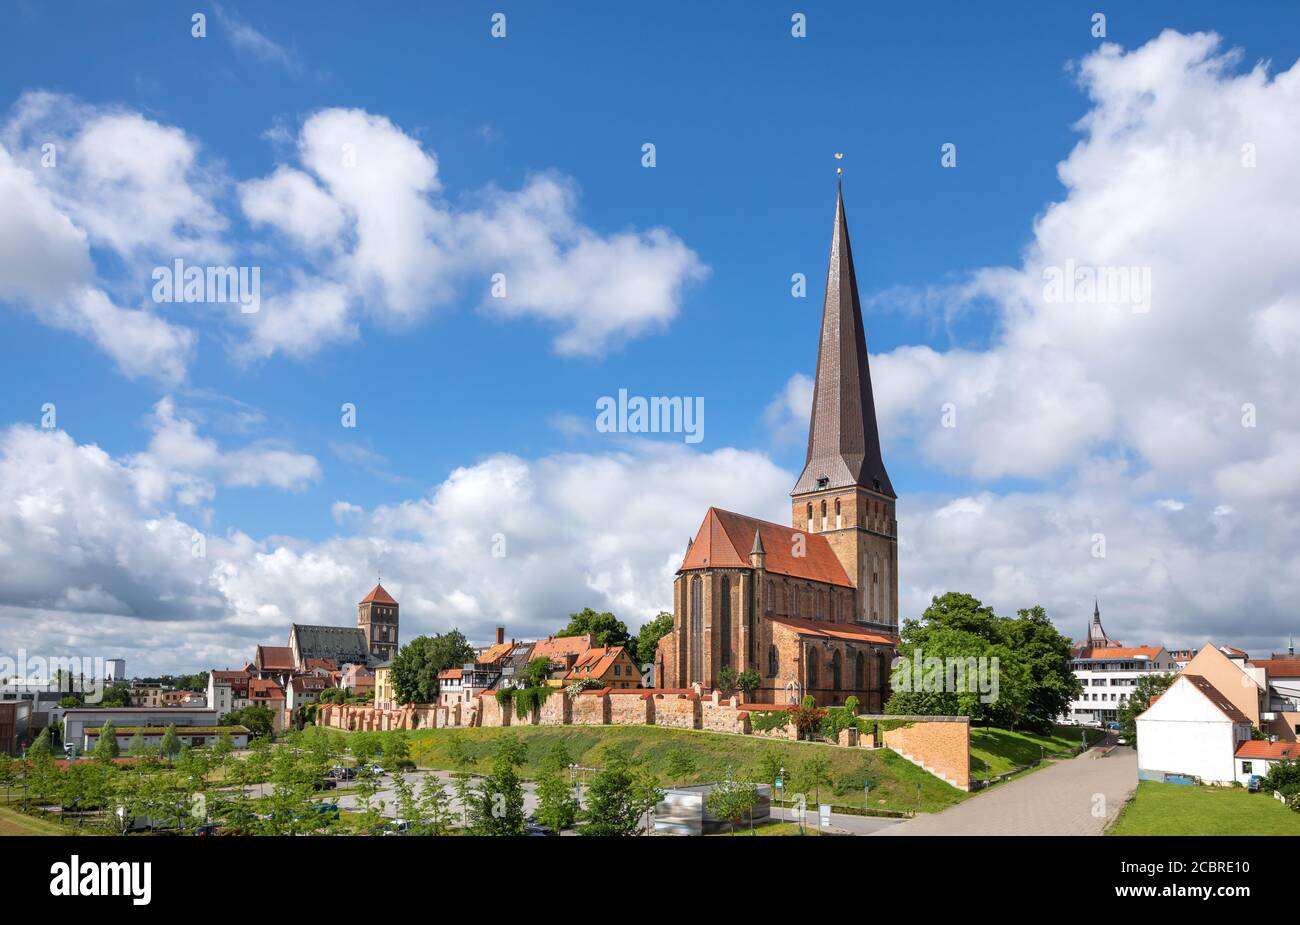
[866,31,1300,500]
[237,108,707,358]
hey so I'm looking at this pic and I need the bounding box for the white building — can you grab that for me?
[1137,674,1253,784]
[206,670,251,716]
[1234,740,1300,786]
[104,659,126,683]
[63,707,225,753]
[1064,604,1177,725]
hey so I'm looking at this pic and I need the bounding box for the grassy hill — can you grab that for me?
[969,725,1101,780]
[402,725,969,815]
[1109,781,1300,835]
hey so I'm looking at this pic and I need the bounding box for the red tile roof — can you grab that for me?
[1074,645,1164,660]
[1235,740,1300,760]
[566,646,637,682]
[680,508,853,588]
[531,635,596,663]
[360,583,397,605]
[1182,675,1251,724]
[255,645,295,671]
[249,679,285,700]
[1249,659,1300,677]
[438,668,463,680]
[478,641,515,665]
[211,670,250,681]
[767,614,898,646]
[303,657,337,672]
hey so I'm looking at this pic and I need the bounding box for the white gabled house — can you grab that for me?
[1136,674,1253,784]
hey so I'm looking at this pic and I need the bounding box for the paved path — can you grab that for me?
[873,746,1137,836]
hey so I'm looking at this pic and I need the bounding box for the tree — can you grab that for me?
[28,727,53,759]
[534,744,579,831]
[579,752,661,836]
[717,666,738,696]
[523,657,552,689]
[93,722,120,761]
[706,772,760,835]
[390,631,475,705]
[557,608,631,651]
[220,705,273,739]
[446,733,477,828]
[633,611,674,678]
[736,670,761,699]
[126,732,147,758]
[416,773,453,835]
[1000,606,1080,732]
[750,751,788,789]
[795,755,832,806]
[468,734,527,835]
[1261,760,1300,798]
[159,725,182,760]
[1119,672,1177,743]
[790,696,827,740]
[664,747,698,783]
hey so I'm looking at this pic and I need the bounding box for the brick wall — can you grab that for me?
[572,692,611,725]
[651,692,701,729]
[863,714,970,791]
[608,693,651,725]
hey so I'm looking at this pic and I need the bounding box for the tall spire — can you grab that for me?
[792,181,894,497]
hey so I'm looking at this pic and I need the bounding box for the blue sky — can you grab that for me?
[3,2,1300,671]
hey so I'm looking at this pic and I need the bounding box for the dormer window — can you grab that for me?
[817,477,829,489]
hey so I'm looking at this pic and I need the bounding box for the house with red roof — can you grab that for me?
[655,186,899,709]
[566,646,642,690]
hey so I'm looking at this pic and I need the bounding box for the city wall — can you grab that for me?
[317,690,971,791]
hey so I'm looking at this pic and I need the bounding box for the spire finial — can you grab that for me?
[834,151,843,178]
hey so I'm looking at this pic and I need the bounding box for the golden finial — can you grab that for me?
[835,152,843,176]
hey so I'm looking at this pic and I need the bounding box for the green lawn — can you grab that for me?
[397,725,969,815]
[708,820,826,836]
[969,724,1101,780]
[1109,780,1300,835]
[0,801,66,836]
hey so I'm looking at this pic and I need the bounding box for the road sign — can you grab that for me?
[775,778,783,788]
[819,804,831,827]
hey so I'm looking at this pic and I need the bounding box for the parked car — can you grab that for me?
[194,823,217,836]
[313,778,337,791]
[1116,736,1128,746]
[1248,775,1262,793]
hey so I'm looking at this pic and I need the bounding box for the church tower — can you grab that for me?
[791,182,898,632]
[358,582,400,662]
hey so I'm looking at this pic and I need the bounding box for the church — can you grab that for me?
[655,182,900,710]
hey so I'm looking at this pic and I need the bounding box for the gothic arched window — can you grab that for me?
[690,577,704,679]
[855,651,866,689]
[768,644,779,677]
[830,649,842,690]
[807,647,819,690]
[719,575,732,668]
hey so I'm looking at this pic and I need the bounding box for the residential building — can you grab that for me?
[340,664,375,696]
[656,185,898,708]
[530,634,597,685]
[286,675,329,713]
[437,668,466,705]
[373,661,395,709]
[1063,604,1177,724]
[1234,740,1300,786]
[566,646,643,689]
[128,684,166,708]
[207,670,251,716]
[1246,657,1300,741]
[1181,643,1265,729]
[253,646,296,686]
[1136,675,1253,784]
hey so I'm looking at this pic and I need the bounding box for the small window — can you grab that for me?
[817,477,828,489]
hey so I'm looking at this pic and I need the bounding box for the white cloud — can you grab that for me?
[237,108,707,358]
[214,3,301,73]
[865,31,1300,499]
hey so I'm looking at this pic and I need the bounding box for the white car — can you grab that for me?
[1116,736,1129,746]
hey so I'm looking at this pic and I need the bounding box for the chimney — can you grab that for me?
[496,626,505,645]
